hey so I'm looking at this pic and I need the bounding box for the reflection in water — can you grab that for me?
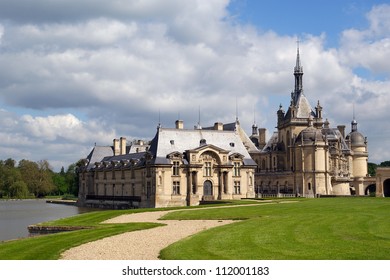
[0,199,99,242]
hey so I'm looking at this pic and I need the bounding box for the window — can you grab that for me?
[234,181,241,194]
[233,162,241,177]
[172,181,180,195]
[172,161,180,176]
[204,162,212,177]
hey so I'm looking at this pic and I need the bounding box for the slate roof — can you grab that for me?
[149,126,257,166]
[85,145,114,170]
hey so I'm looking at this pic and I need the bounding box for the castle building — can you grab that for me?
[77,120,257,208]
[249,46,371,197]
[78,46,374,208]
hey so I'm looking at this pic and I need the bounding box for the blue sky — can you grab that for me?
[229,0,376,46]
[0,0,389,170]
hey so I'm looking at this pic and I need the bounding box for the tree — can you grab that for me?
[379,161,390,167]
[65,162,80,196]
[18,159,55,197]
[9,181,29,198]
[0,165,23,198]
[367,162,377,177]
[52,173,68,195]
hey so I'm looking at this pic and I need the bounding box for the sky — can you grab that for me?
[0,0,389,171]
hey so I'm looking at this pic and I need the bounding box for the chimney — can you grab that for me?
[258,128,267,149]
[120,137,126,155]
[175,120,184,129]
[337,125,345,138]
[113,139,120,156]
[214,122,223,131]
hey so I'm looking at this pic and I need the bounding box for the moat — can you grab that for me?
[0,199,98,242]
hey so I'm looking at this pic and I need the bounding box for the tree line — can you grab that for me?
[0,158,80,199]
[368,161,390,177]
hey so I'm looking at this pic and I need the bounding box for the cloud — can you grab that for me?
[340,4,390,74]
[0,1,389,169]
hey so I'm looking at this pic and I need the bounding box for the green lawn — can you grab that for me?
[159,198,390,260]
[0,200,249,260]
[1,198,389,260]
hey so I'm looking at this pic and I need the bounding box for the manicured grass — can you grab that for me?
[159,198,390,260]
[0,200,255,260]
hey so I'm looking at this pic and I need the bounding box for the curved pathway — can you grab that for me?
[60,209,235,260]
[60,201,294,260]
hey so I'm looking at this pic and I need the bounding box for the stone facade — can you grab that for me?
[249,47,371,197]
[78,121,257,208]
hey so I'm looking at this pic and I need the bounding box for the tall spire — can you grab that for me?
[351,103,358,132]
[293,38,304,103]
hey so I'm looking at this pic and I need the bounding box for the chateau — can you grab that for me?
[77,47,376,209]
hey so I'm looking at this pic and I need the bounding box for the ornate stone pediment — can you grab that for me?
[229,153,245,160]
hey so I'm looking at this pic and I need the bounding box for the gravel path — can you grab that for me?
[60,209,236,260]
[60,201,295,260]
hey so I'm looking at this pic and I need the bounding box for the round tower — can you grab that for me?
[294,116,329,196]
[346,119,368,195]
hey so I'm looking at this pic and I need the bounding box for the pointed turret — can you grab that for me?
[293,42,304,104]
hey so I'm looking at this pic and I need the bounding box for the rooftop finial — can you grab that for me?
[235,96,239,122]
[195,105,202,129]
[294,37,303,73]
[157,109,162,129]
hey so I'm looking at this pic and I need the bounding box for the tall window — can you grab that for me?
[172,181,180,195]
[204,162,212,177]
[233,162,241,177]
[234,181,241,194]
[172,161,180,176]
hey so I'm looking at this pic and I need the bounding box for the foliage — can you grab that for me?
[367,162,377,176]
[8,181,29,199]
[367,161,390,177]
[0,158,80,199]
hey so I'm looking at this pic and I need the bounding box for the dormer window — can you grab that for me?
[200,139,206,145]
[230,142,235,147]
[172,161,180,176]
[233,162,241,177]
[204,162,212,177]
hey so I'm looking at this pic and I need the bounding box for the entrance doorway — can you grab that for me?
[384,179,390,197]
[203,180,213,196]
[365,184,376,196]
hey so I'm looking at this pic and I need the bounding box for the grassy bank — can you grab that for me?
[0,209,164,260]
[0,200,249,260]
[1,198,389,260]
[159,197,390,260]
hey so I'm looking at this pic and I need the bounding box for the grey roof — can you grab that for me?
[261,132,279,152]
[203,121,259,153]
[86,145,114,170]
[322,128,350,151]
[149,127,256,166]
[296,93,315,118]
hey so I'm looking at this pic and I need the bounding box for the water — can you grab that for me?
[0,199,99,242]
